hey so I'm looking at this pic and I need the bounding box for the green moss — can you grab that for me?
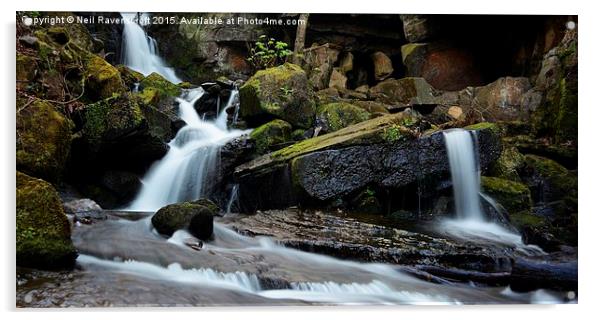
[138,87,161,105]
[382,125,404,143]
[401,43,427,62]
[16,98,74,182]
[139,72,181,99]
[490,146,525,181]
[116,65,144,88]
[509,211,546,229]
[524,154,577,197]
[292,128,307,141]
[16,171,77,269]
[464,122,501,136]
[317,102,371,133]
[250,119,292,154]
[85,54,126,99]
[83,93,145,149]
[239,63,316,128]
[16,54,37,82]
[481,176,532,213]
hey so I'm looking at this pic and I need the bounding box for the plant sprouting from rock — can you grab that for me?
[247,35,293,70]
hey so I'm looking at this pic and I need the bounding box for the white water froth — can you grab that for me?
[127,88,249,211]
[120,12,181,83]
[441,129,543,254]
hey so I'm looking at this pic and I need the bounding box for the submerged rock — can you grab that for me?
[240,63,317,128]
[17,172,77,269]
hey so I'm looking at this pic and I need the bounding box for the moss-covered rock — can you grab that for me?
[481,176,532,214]
[16,54,37,83]
[139,72,182,100]
[464,122,501,136]
[521,154,577,201]
[316,102,371,133]
[17,171,77,269]
[250,119,292,154]
[151,200,217,238]
[240,63,317,128]
[490,146,525,181]
[82,93,145,149]
[17,98,74,182]
[85,54,126,100]
[116,65,145,89]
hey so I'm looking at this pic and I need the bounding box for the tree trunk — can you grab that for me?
[293,13,310,65]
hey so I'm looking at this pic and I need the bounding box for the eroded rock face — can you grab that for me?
[17,172,77,269]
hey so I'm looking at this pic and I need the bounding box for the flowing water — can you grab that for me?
[127,88,248,211]
[440,129,543,254]
[120,12,181,83]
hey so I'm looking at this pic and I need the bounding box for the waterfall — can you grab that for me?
[443,129,483,221]
[226,185,239,214]
[120,12,181,83]
[440,129,544,254]
[127,88,249,212]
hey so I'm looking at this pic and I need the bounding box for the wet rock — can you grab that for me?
[17,172,77,269]
[371,51,394,80]
[63,198,106,224]
[481,176,532,214]
[316,102,371,133]
[235,115,501,209]
[189,211,214,240]
[17,98,74,182]
[152,200,216,237]
[510,257,577,292]
[250,119,293,155]
[240,63,317,128]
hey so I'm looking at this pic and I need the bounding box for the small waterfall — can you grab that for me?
[443,129,483,221]
[127,89,249,211]
[226,185,239,214]
[441,129,544,254]
[120,12,181,83]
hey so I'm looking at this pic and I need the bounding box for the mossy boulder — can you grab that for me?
[240,63,317,128]
[250,119,292,155]
[481,176,532,214]
[17,172,77,269]
[139,72,182,100]
[520,154,577,202]
[316,102,371,133]
[82,93,145,149]
[84,54,126,100]
[490,146,525,181]
[17,98,74,182]
[464,122,501,136]
[151,200,217,239]
[116,65,145,89]
[16,54,37,83]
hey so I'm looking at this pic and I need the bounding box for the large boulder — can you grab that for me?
[240,63,317,128]
[84,54,126,100]
[17,98,74,182]
[316,102,372,133]
[151,200,217,239]
[250,119,293,155]
[17,172,77,269]
[471,77,534,122]
[401,42,483,91]
[520,154,577,202]
[235,115,501,210]
[371,51,394,81]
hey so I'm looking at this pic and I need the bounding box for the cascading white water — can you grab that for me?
[120,12,181,83]
[443,129,483,221]
[127,88,248,211]
[441,129,544,254]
